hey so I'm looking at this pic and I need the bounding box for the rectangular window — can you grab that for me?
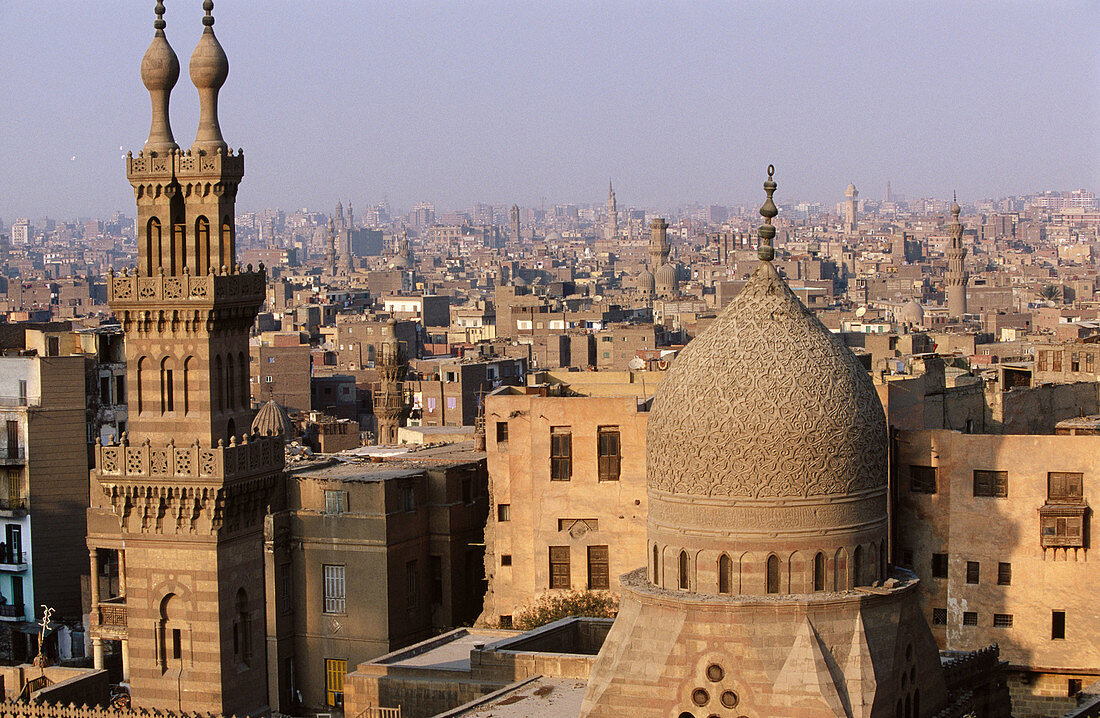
[1087,353,1096,373]
[963,611,978,626]
[549,546,570,589]
[322,565,346,614]
[908,465,937,494]
[406,560,419,612]
[325,658,347,707]
[932,608,947,625]
[462,477,473,505]
[401,485,415,512]
[997,562,1012,586]
[550,427,573,481]
[966,561,980,584]
[499,615,513,629]
[587,545,610,590]
[1052,351,1063,372]
[597,426,621,481]
[17,381,27,406]
[1071,352,1080,372]
[1048,472,1084,503]
[1052,610,1066,640]
[993,613,1013,628]
[496,421,508,444]
[973,470,1008,498]
[446,397,457,409]
[1037,350,1048,372]
[324,490,347,515]
[931,553,948,578]
[172,628,182,659]
[497,503,511,522]
[501,554,512,566]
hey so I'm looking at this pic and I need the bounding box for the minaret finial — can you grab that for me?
[202,0,215,27]
[757,164,778,261]
[154,1,166,32]
[189,0,229,154]
[140,0,180,155]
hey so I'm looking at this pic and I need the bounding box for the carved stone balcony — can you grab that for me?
[107,268,266,309]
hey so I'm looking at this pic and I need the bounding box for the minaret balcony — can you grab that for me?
[95,434,284,484]
[91,596,128,641]
[126,147,243,183]
[108,268,266,308]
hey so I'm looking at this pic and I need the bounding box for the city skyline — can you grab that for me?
[1,1,1097,219]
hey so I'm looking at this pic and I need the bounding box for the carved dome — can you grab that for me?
[251,400,293,439]
[647,259,886,501]
[654,262,677,294]
[637,267,655,295]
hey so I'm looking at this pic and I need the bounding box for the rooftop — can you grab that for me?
[288,441,484,482]
[445,677,585,718]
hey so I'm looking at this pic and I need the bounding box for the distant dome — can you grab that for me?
[251,400,293,438]
[655,262,678,294]
[900,301,925,326]
[637,267,655,295]
[511,274,528,287]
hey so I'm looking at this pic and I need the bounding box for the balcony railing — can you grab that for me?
[0,604,23,619]
[0,551,26,566]
[0,447,26,465]
[0,396,39,408]
[97,600,127,628]
[0,498,26,512]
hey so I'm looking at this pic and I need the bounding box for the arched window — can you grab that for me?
[854,545,864,587]
[766,555,780,594]
[814,552,825,592]
[136,356,147,414]
[160,357,175,413]
[183,356,193,415]
[238,351,249,409]
[195,217,210,274]
[718,554,732,594]
[678,551,689,590]
[835,548,849,591]
[158,593,183,673]
[652,544,660,585]
[235,588,252,666]
[221,218,233,271]
[225,354,236,411]
[227,418,237,442]
[214,355,224,412]
[171,223,184,275]
[145,218,161,276]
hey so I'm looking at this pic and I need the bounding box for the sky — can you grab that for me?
[0,1,1097,220]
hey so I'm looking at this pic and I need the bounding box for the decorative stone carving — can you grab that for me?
[647,260,886,499]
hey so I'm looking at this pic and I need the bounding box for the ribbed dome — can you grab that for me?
[654,262,677,293]
[251,400,294,439]
[647,259,886,500]
[637,267,655,294]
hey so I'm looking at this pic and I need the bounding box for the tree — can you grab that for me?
[510,590,619,630]
[1038,284,1060,303]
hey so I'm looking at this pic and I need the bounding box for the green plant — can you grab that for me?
[511,590,619,630]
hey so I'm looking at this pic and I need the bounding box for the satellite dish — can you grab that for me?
[855,306,868,318]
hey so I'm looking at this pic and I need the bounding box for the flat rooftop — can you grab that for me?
[288,441,484,482]
[376,628,515,672]
[448,677,585,718]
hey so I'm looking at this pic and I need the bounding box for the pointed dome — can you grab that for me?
[189,1,230,154]
[140,2,180,155]
[654,262,677,295]
[251,400,294,439]
[647,258,886,500]
[637,267,655,295]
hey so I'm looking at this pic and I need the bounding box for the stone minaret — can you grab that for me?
[844,182,859,233]
[510,204,520,242]
[605,179,618,240]
[326,218,337,276]
[648,217,670,269]
[946,193,968,318]
[89,3,282,713]
[373,319,408,445]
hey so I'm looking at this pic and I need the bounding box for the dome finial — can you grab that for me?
[202,0,215,27]
[757,164,778,261]
[154,1,166,32]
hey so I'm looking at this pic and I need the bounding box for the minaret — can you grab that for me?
[374,319,409,445]
[327,218,337,276]
[335,201,346,231]
[605,179,618,240]
[844,182,859,234]
[510,204,520,243]
[946,192,968,318]
[347,200,354,229]
[648,217,670,269]
[90,4,281,713]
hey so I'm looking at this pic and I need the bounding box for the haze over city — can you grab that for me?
[1,0,1097,218]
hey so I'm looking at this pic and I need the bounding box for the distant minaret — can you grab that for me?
[335,201,345,230]
[327,218,337,276]
[648,217,670,269]
[946,192,968,318]
[510,204,520,242]
[605,180,618,240]
[884,180,893,203]
[844,182,859,233]
[347,200,354,229]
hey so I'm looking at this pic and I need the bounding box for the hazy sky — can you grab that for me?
[1,1,1097,219]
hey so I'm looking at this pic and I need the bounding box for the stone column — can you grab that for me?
[118,549,126,597]
[121,639,130,682]
[92,638,104,670]
[89,549,100,608]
